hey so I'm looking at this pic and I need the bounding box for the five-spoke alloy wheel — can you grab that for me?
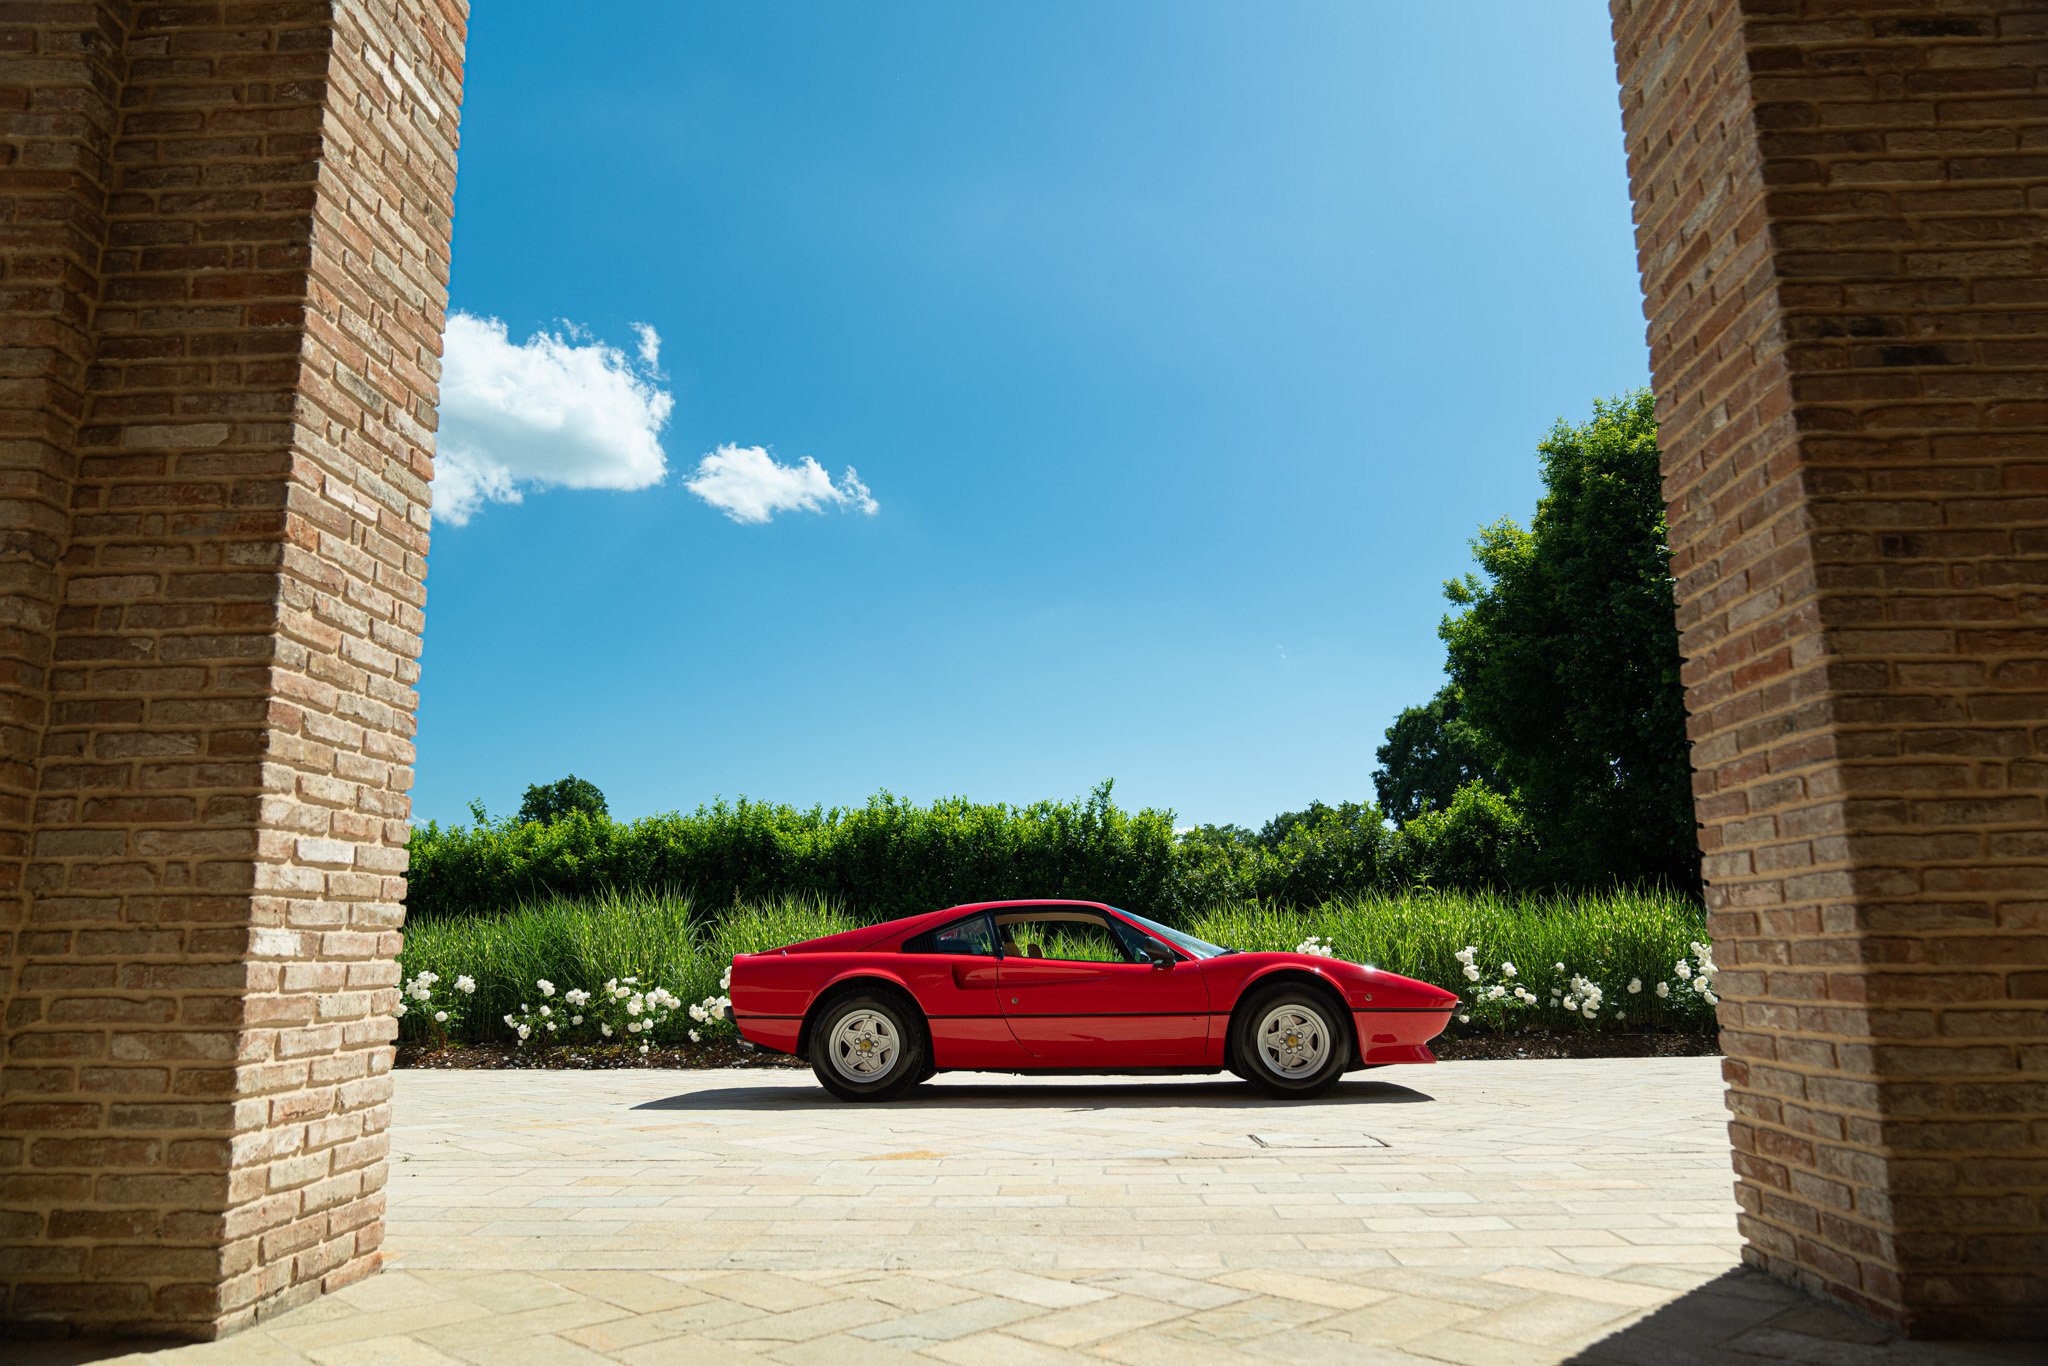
[1234,982,1348,1098]
[808,991,928,1102]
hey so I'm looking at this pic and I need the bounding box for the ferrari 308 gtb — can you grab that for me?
[729,899,1458,1101]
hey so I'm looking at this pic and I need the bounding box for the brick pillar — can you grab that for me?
[1611,0,2047,1339]
[0,0,464,1338]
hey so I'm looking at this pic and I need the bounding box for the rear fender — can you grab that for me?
[795,968,924,1058]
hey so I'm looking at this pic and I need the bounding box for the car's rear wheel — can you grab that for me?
[808,991,927,1102]
[1234,983,1347,1099]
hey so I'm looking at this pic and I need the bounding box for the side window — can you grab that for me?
[913,914,995,957]
[993,911,1132,963]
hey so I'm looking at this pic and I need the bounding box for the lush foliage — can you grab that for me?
[516,774,609,825]
[1375,391,1699,892]
[396,886,1715,1049]
[411,780,1596,921]
[410,782,1193,920]
[398,890,854,1042]
[1189,888,1714,1033]
[1373,688,1500,825]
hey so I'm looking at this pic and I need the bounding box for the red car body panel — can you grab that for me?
[729,899,1457,1075]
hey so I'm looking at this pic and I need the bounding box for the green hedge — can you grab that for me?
[408,782,1579,922]
[410,784,1190,920]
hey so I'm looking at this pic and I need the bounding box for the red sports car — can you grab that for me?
[730,899,1458,1101]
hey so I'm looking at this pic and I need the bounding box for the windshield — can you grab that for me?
[1113,908,1231,960]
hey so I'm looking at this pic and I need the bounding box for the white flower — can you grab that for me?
[1655,982,1670,999]
[1703,990,1720,1006]
[639,1043,650,1054]
[1582,1006,1598,1019]
[1675,960,1693,980]
[454,975,476,995]
[395,1001,408,1017]
[1457,1014,1470,1024]
[570,1015,583,1026]
[434,1010,448,1023]
[711,1003,727,1020]
[626,998,643,1016]
[1554,962,1565,973]
[564,988,589,1007]
[1462,964,1481,982]
[720,968,732,990]
[689,1029,701,1043]
[614,986,631,1000]
[1501,963,1517,978]
[688,1004,706,1022]
[1627,979,1642,994]
[516,1024,530,1040]
[1454,946,1477,965]
[539,1004,551,1017]
[1486,985,1507,1001]
[601,1024,613,1037]
[537,979,555,997]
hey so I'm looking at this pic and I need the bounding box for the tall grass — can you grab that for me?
[1191,889,1711,1032]
[400,891,857,1043]
[397,887,1713,1045]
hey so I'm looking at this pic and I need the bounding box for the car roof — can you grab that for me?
[870,899,1123,943]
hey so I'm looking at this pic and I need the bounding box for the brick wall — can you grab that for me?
[1611,0,2047,1338]
[0,0,464,1338]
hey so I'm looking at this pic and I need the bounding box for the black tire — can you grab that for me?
[1233,982,1348,1099]
[807,991,928,1102]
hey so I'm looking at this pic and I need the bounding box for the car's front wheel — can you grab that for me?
[1234,984,1347,1099]
[808,992,927,1102]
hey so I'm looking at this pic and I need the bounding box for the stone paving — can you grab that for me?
[19,1058,2034,1365]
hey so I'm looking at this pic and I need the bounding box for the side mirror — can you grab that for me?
[1141,939,1176,968]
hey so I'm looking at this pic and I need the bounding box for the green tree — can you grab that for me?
[1372,685,1501,824]
[1397,780,1537,890]
[1437,391,1698,891]
[517,775,609,826]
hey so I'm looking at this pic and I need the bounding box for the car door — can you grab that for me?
[992,907,1210,1064]
[896,911,1032,1069]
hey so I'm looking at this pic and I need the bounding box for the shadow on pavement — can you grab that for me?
[633,1075,1434,1111]
[1566,1268,2038,1365]
[4,1336,176,1365]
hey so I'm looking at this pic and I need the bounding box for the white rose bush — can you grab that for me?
[1448,938,1717,1032]
[394,968,477,1047]
[504,976,686,1056]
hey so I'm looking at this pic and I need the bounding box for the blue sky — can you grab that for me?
[418,1,1648,830]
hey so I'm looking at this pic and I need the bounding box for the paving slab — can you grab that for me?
[15,1058,2033,1365]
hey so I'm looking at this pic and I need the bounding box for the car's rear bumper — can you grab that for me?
[1353,1007,1453,1065]
[734,1013,801,1056]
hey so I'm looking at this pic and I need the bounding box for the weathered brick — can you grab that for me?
[0,0,465,1339]
[1614,0,2048,1338]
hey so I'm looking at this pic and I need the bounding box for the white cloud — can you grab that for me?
[684,444,880,525]
[434,312,673,525]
